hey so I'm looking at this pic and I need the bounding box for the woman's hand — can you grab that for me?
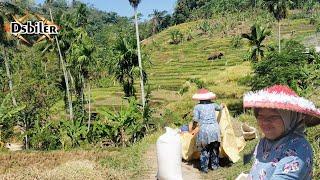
[191,127,200,136]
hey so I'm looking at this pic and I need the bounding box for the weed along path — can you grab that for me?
[142,144,202,180]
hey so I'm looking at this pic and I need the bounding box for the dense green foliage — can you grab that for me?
[172,0,320,24]
[0,1,153,150]
[110,36,148,97]
[251,40,320,95]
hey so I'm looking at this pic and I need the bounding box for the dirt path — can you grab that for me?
[142,144,202,180]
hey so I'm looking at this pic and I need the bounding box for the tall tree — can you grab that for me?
[0,2,22,106]
[45,0,73,120]
[67,28,94,124]
[242,24,271,62]
[264,0,288,53]
[128,0,146,107]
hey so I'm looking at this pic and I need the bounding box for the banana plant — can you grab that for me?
[99,98,144,146]
[242,24,271,62]
[60,119,87,147]
[0,94,25,124]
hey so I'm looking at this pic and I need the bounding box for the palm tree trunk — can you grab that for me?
[134,7,146,108]
[81,74,84,118]
[87,82,91,133]
[3,48,17,106]
[44,61,49,97]
[68,69,75,91]
[317,32,318,47]
[278,20,281,53]
[49,8,73,120]
[24,114,28,149]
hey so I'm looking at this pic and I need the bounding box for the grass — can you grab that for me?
[0,149,116,179]
[0,131,162,180]
[99,131,162,179]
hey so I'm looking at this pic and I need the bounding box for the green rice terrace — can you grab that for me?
[0,1,320,179]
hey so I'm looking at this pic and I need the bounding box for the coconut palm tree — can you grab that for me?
[264,0,288,53]
[128,0,145,108]
[242,24,271,62]
[149,9,167,35]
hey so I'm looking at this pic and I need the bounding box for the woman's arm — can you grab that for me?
[191,126,199,136]
[270,156,312,180]
[189,121,199,135]
[191,106,200,135]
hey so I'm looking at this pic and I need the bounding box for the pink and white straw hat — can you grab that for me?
[192,88,216,100]
[243,85,320,126]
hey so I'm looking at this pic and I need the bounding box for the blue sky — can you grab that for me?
[35,0,177,20]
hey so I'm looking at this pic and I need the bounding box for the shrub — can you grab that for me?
[198,20,212,35]
[309,16,317,25]
[251,40,314,95]
[169,30,184,44]
[186,28,193,41]
[161,109,183,127]
[178,78,206,95]
[98,98,147,146]
[188,77,206,89]
[59,119,88,148]
[178,85,190,96]
[316,23,320,33]
[28,120,60,150]
[0,94,25,143]
[231,35,242,48]
[89,88,154,147]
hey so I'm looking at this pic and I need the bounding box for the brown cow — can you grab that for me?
[208,52,224,60]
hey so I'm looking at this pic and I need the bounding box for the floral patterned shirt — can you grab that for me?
[193,103,222,149]
[249,133,313,180]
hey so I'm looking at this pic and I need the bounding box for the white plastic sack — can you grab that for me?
[156,127,183,180]
[235,172,249,180]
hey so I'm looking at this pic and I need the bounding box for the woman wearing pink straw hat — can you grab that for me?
[191,88,225,173]
[243,85,320,180]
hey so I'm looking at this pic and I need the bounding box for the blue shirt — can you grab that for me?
[193,103,222,149]
[249,133,313,180]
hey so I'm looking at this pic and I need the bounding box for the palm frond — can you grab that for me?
[128,0,141,8]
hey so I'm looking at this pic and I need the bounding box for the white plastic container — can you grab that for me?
[156,127,183,180]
